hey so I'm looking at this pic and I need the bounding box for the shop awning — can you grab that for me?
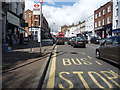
[18,27,27,32]
[112,29,120,33]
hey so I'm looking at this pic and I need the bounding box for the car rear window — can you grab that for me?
[76,37,84,41]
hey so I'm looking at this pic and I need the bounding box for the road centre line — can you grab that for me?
[47,46,57,88]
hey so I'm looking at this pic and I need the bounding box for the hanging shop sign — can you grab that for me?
[7,12,19,26]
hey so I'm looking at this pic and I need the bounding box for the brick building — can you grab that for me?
[94,1,113,38]
[25,9,50,40]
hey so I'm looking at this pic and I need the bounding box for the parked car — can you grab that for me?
[56,38,65,45]
[23,37,29,45]
[96,36,120,65]
[67,38,71,45]
[72,37,86,48]
[90,36,101,44]
[70,37,77,46]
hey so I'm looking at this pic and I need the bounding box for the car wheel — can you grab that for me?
[96,50,100,59]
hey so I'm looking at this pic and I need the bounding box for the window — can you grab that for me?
[105,37,115,45]
[116,20,118,27]
[107,6,111,13]
[103,9,106,15]
[99,12,101,17]
[95,14,97,18]
[34,21,39,26]
[107,16,111,24]
[116,9,118,16]
[102,19,105,25]
[113,36,120,44]
[95,22,97,27]
[29,13,31,17]
[98,21,101,26]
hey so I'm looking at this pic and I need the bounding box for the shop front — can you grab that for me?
[112,28,120,36]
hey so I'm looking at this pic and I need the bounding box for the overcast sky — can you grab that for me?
[25,0,110,32]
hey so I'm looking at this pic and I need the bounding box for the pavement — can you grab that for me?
[2,39,54,88]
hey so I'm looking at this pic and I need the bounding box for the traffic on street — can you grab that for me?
[1,0,120,89]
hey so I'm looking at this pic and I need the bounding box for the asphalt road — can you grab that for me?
[44,43,120,89]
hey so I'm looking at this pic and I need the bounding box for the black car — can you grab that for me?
[71,37,86,48]
[96,36,120,65]
[90,36,101,44]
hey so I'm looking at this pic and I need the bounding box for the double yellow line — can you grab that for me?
[47,46,57,88]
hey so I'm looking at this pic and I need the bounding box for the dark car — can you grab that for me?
[96,36,120,65]
[72,37,86,48]
[23,37,29,45]
[90,36,101,44]
[57,38,65,45]
[70,37,76,46]
[67,38,71,45]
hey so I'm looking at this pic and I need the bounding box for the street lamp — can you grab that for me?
[39,0,43,54]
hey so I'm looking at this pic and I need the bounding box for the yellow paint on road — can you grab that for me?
[87,56,92,59]
[58,72,74,88]
[88,71,113,88]
[73,72,90,89]
[81,52,86,55]
[47,46,57,88]
[95,61,102,65]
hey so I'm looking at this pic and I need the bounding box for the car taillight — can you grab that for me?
[74,41,77,43]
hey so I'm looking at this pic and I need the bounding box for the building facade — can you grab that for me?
[25,9,51,40]
[113,0,120,35]
[94,1,113,39]
[85,15,95,40]
[2,1,26,48]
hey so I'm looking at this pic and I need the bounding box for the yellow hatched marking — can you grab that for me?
[47,46,57,88]
[95,61,102,65]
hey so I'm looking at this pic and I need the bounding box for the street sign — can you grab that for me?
[38,28,41,42]
[33,2,40,15]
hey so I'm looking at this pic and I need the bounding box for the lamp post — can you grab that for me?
[39,0,43,54]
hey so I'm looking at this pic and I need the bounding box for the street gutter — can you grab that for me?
[32,44,56,89]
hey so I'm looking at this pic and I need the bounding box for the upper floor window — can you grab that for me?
[29,13,31,17]
[116,20,118,27]
[95,22,97,27]
[103,9,106,15]
[107,16,111,24]
[99,12,101,17]
[107,6,111,13]
[102,19,105,25]
[116,8,118,16]
[98,21,101,26]
[95,13,97,19]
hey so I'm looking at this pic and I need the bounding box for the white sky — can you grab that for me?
[25,0,110,32]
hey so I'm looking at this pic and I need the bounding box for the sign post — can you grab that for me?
[39,0,43,54]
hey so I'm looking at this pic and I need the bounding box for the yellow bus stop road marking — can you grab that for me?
[95,61,102,65]
[47,46,57,88]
